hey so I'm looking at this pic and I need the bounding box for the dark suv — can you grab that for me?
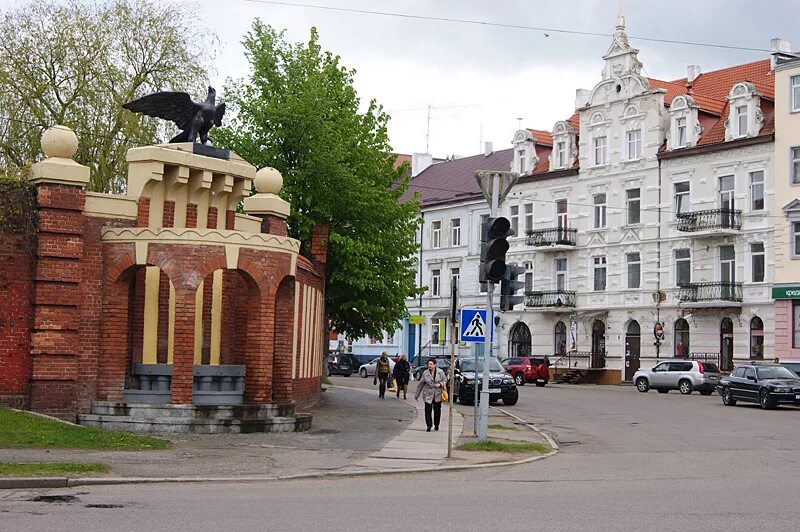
[454,357,518,406]
[326,353,359,376]
[717,363,800,409]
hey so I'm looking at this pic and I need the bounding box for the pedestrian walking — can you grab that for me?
[414,358,446,432]
[393,354,411,399]
[374,351,392,399]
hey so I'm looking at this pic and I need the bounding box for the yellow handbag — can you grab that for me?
[441,386,449,403]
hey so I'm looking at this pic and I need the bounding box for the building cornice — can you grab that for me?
[657,134,774,160]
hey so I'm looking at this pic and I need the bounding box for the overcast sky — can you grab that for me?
[6,0,800,158]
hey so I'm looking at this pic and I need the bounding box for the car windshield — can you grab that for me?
[460,359,504,373]
[756,366,798,380]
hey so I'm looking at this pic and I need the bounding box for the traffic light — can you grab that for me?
[479,216,513,283]
[500,264,526,311]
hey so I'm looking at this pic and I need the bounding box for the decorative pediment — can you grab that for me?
[620,229,641,244]
[586,232,607,247]
[783,198,800,219]
[513,130,534,144]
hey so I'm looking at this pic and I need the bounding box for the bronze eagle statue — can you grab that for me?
[123,86,226,145]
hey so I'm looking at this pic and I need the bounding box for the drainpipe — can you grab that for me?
[417,212,424,368]
[656,157,663,360]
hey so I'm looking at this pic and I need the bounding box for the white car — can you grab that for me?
[359,357,396,378]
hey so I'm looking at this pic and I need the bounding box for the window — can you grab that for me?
[676,117,687,147]
[735,105,748,137]
[744,367,756,380]
[792,147,800,184]
[626,188,641,225]
[794,222,800,257]
[674,318,690,357]
[593,256,607,291]
[675,249,691,286]
[555,258,567,291]
[524,203,534,233]
[554,321,567,355]
[524,261,534,291]
[509,205,519,236]
[793,75,800,112]
[478,213,488,244]
[627,252,641,289]
[431,221,441,249]
[719,175,735,211]
[593,193,607,229]
[794,300,800,348]
[751,243,765,282]
[750,316,764,359]
[674,182,690,216]
[431,321,442,345]
[626,129,642,160]
[431,269,440,296]
[556,199,568,228]
[749,171,764,211]
[518,149,527,174]
[450,267,460,291]
[556,141,566,168]
[450,218,461,246]
[479,281,487,294]
[593,136,607,165]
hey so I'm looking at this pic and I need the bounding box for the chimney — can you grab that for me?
[771,38,794,69]
[411,152,433,177]
[575,88,591,110]
[687,65,701,84]
[484,141,493,157]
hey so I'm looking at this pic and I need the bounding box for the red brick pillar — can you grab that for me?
[156,272,171,364]
[273,277,295,405]
[225,210,236,230]
[201,276,214,365]
[186,203,198,229]
[207,207,218,229]
[244,286,271,404]
[259,215,287,237]
[170,286,196,404]
[310,224,329,273]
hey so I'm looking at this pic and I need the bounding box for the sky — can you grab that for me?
[4,0,800,158]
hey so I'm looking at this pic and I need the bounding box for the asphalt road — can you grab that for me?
[3,383,800,531]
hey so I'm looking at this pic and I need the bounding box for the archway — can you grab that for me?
[554,321,567,355]
[750,317,764,359]
[674,318,690,358]
[509,322,532,358]
[720,318,734,371]
[624,320,641,381]
[591,320,606,368]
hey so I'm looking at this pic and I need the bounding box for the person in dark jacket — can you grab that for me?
[393,354,411,399]
[374,352,392,399]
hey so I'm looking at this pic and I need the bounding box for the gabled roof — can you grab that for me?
[528,129,553,146]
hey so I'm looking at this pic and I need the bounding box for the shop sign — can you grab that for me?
[772,286,800,299]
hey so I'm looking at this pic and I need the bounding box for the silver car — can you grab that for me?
[358,357,396,378]
[633,359,722,395]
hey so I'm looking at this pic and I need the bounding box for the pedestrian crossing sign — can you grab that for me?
[459,308,493,342]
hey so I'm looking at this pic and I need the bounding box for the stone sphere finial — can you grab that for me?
[254,166,283,195]
[41,125,78,159]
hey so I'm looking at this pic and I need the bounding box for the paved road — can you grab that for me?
[3,383,800,531]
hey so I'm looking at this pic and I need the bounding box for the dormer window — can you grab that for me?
[511,130,538,175]
[518,149,527,174]
[549,120,577,171]
[735,105,748,138]
[667,96,700,150]
[676,117,687,147]
[556,141,566,167]
[725,82,763,141]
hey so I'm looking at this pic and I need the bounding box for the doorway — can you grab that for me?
[509,322,532,358]
[624,320,641,381]
[591,320,606,368]
[720,318,734,371]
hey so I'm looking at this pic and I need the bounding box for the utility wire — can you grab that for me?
[243,0,771,53]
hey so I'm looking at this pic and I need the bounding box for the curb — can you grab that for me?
[0,390,558,490]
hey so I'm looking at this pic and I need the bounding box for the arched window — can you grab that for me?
[509,322,532,358]
[554,321,567,355]
[674,318,690,358]
[750,317,764,359]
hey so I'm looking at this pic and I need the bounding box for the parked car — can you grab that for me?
[358,357,396,378]
[779,360,800,375]
[413,357,451,381]
[326,353,359,376]
[633,359,721,395]
[501,357,550,386]
[453,357,518,406]
[717,363,800,409]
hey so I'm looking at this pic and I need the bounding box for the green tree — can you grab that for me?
[218,23,422,340]
[0,0,214,193]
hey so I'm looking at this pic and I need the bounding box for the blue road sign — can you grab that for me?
[459,308,493,343]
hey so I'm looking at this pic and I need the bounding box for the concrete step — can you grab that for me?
[77,413,297,434]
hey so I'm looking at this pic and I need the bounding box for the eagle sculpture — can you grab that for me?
[123,86,226,145]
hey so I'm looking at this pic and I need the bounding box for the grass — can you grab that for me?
[457,440,549,454]
[0,408,170,450]
[487,423,518,431]
[322,377,333,385]
[0,462,110,477]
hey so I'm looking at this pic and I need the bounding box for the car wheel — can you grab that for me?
[360,368,367,378]
[514,373,525,386]
[721,387,736,406]
[343,373,351,377]
[759,389,777,410]
[699,390,712,396]
[502,390,519,406]
[635,378,649,393]
[657,389,669,394]
[678,379,693,395]
[535,381,546,387]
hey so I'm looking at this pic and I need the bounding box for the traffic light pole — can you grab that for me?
[478,175,500,442]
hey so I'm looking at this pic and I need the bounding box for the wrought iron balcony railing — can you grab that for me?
[676,208,742,232]
[524,290,576,308]
[525,227,577,247]
[678,282,743,303]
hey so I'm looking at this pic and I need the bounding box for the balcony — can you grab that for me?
[526,227,577,250]
[524,290,576,309]
[678,282,743,308]
[676,208,742,236]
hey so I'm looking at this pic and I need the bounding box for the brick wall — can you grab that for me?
[0,234,34,408]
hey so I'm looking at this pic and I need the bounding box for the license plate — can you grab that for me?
[488,388,501,394]
[796,395,800,400]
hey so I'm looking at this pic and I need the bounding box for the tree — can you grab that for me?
[218,23,422,341]
[0,0,214,193]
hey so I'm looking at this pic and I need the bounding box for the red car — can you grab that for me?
[502,357,551,386]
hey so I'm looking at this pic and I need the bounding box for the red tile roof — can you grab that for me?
[528,129,553,146]
[392,153,412,172]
